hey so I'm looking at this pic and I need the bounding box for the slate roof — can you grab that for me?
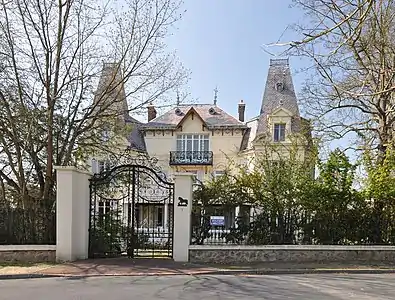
[125,115,147,152]
[95,59,308,154]
[142,104,247,129]
[94,63,146,152]
[238,59,309,151]
[240,127,251,151]
[240,116,259,151]
[255,58,301,137]
[93,63,129,116]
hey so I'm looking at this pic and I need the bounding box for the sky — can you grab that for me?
[165,0,305,121]
[162,0,354,158]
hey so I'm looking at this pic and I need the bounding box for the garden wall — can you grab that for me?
[0,245,56,263]
[189,245,395,264]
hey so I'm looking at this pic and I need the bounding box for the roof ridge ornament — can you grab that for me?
[270,58,289,66]
[176,90,180,106]
[213,86,218,106]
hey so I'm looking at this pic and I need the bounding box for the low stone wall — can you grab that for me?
[189,245,395,264]
[0,245,56,263]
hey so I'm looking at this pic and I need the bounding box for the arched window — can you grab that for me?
[275,82,284,91]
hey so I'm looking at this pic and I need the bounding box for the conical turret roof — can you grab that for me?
[255,58,301,137]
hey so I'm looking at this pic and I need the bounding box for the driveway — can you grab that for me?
[1,273,395,299]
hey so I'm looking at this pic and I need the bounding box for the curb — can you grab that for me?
[2,268,395,280]
[215,268,395,275]
[0,274,62,280]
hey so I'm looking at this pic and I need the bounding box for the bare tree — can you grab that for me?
[0,0,188,232]
[265,0,395,243]
[272,0,395,163]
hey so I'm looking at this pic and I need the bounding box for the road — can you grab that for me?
[1,274,395,299]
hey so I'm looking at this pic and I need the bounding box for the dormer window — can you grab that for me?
[101,128,110,142]
[208,107,216,115]
[274,123,286,142]
[275,82,284,91]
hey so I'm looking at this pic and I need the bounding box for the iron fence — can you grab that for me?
[190,206,311,246]
[0,206,56,245]
[190,203,395,246]
[191,204,250,245]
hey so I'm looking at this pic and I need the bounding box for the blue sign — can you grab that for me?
[210,216,225,226]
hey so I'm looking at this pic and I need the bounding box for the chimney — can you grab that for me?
[147,103,157,121]
[238,100,246,122]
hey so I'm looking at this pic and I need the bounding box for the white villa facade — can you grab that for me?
[88,59,311,247]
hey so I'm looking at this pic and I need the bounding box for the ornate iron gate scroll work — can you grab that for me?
[88,156,174,259]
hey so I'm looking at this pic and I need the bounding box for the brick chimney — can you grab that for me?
[238,100,246,122]
[147,103,157,121]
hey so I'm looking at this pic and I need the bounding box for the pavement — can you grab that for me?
[1,273,395,299]
[2,258,395,279]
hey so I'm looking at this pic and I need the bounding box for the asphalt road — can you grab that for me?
[1,274,395,299]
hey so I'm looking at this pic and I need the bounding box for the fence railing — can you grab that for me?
[169,151,213,166]
[190,203,395,246]
[0,206,56,245]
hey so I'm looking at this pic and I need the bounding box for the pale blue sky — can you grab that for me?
[164,0,356,158]
[166,0,304,121]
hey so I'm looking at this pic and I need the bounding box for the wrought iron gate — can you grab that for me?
[88,161,174,259]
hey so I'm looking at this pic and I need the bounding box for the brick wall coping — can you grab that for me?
[189,245,395,251]
[0,245,56,251]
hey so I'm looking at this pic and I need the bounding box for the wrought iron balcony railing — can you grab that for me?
[169,151,213,166]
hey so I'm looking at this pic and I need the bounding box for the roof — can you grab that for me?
[240,117,259,151]
[94,63,146,152]
[93,63,129,118]
[142,104,247,129]
[255,58,301,137]
[125,115,146,152]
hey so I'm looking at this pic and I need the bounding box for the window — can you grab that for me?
[98,200,117,224]
[98,201,110,220]
[275,82,284,91]
[176,134,209,152]
[187,170,203,181]
[101,129,110,142]
[138,205,164,228]
[98,160,114,173]
[188,170,205,190]
[156,206,163,227]
[273,123,286,142]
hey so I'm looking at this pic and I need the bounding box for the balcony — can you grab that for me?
[169,151,213,166]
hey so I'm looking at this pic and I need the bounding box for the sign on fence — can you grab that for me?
[210,216,225,226]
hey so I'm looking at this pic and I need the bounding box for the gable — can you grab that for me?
[270,107,293,118]
[178,109,205,132]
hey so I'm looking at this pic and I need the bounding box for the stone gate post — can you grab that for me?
[55,166,92,262]
[173,173,194,262]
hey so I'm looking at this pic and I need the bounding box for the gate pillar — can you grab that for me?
[173,173,194,262]
[55,166,92,262]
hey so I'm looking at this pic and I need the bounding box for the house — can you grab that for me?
[89,58,311,246]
